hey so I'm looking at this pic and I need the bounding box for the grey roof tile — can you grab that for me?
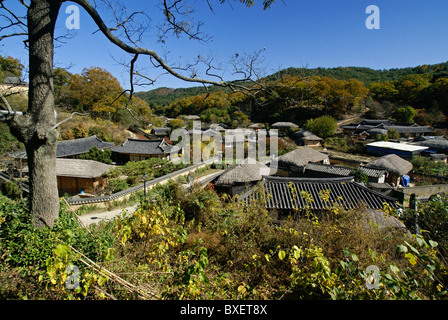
[111,138,173,155]
[239,176,398,211]
[56,135,115,158]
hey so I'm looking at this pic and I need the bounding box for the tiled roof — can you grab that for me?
[410,137,448,152]
[9,135,114,159]
[367,182,394,190]
[239,176,399,211]
[386,125,433,133]
[342,120,433,134]
[305,163,387,178]
[358,166,389,178]
[111,138,173,155]
[360,119,393,126]
[151,127,170,136]
[56,135,115,158]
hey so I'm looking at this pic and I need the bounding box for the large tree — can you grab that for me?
[0,0,275,228]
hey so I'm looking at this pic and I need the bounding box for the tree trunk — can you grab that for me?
[10,0,62,228]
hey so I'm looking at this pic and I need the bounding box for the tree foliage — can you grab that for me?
[303,115,337,139]
[79,146,112,164]
[55,66,153,123]
[0,55,24,81]
[394,106,417,124]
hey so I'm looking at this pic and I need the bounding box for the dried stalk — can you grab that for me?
[62,198,93,237]
[70,245,159,299]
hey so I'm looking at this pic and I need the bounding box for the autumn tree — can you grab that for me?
[394,74,431,106]
[368,81,399,103]
[67,67,126,117]
[0,0,275,228]
[53,67,74,109]
[0,55,24,81]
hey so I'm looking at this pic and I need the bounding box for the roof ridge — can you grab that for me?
[264,175,354,183]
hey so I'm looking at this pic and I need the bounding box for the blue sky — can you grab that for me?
[1,0,448,91]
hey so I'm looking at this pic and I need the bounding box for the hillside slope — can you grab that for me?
[135,61,448,107]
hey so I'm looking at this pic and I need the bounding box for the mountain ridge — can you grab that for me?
[135,61,448,107]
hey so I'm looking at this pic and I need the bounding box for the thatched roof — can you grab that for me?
[248,123,265,129]
[276,148,329,167]
[361,210,409,233]
[271,122,299,128]
[183,115,200,120]
[302,134,323,141]
[214,158,271,186]
[56,159,113,178]
[209,123,227,131]
[365,154,413,175]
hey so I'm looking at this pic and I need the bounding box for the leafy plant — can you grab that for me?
[80,146,112,164]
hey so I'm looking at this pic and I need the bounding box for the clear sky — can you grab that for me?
[1,0,448,91]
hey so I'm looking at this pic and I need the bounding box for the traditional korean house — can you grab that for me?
[209,123,228,132]
[213,158,272,196]
[273,148,330,176]
[248,123,266,131]
[150,127,171,138]
[304,162,388,183]
[293,129,323,147]
[342,119,433,138]
[10,135,115,161]
[365,154,413,186]
[411,136,448,154]
[182,115,201,121]
[56,135,115,159]
[56,158,113,196]
[366,141,428,159]
[238,176,399,218]
[271,122,299,135]
[111,138,174,164]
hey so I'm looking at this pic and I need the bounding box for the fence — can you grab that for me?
[409,171,448,185]
[66,157,220,209]
[394,183,448,207]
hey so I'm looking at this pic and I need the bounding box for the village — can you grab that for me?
[2,0,448,303]
[2,109,448,227]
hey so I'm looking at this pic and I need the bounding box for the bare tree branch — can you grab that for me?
[52,111,89,130]
[0,31,28,40]
[159,0,209,42]
[0,0,29,45]
[72,0,229,88]
[18,0,30,9]
[0,92,14,112]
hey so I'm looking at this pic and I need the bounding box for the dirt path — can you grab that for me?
[77,170,224,227]
[78,203,139,227]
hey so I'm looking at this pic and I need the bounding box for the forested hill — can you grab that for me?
[134,85,229,108]
[267,62,448,85]
[135,61,448,107]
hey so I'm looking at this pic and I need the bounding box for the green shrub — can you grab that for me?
[350,168,369,184]
[80,146,112,164]
[108,179,129,193]
[2,181,21,200]
[0,197,117,299]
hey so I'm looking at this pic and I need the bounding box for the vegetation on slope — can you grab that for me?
[1,183,447,300]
